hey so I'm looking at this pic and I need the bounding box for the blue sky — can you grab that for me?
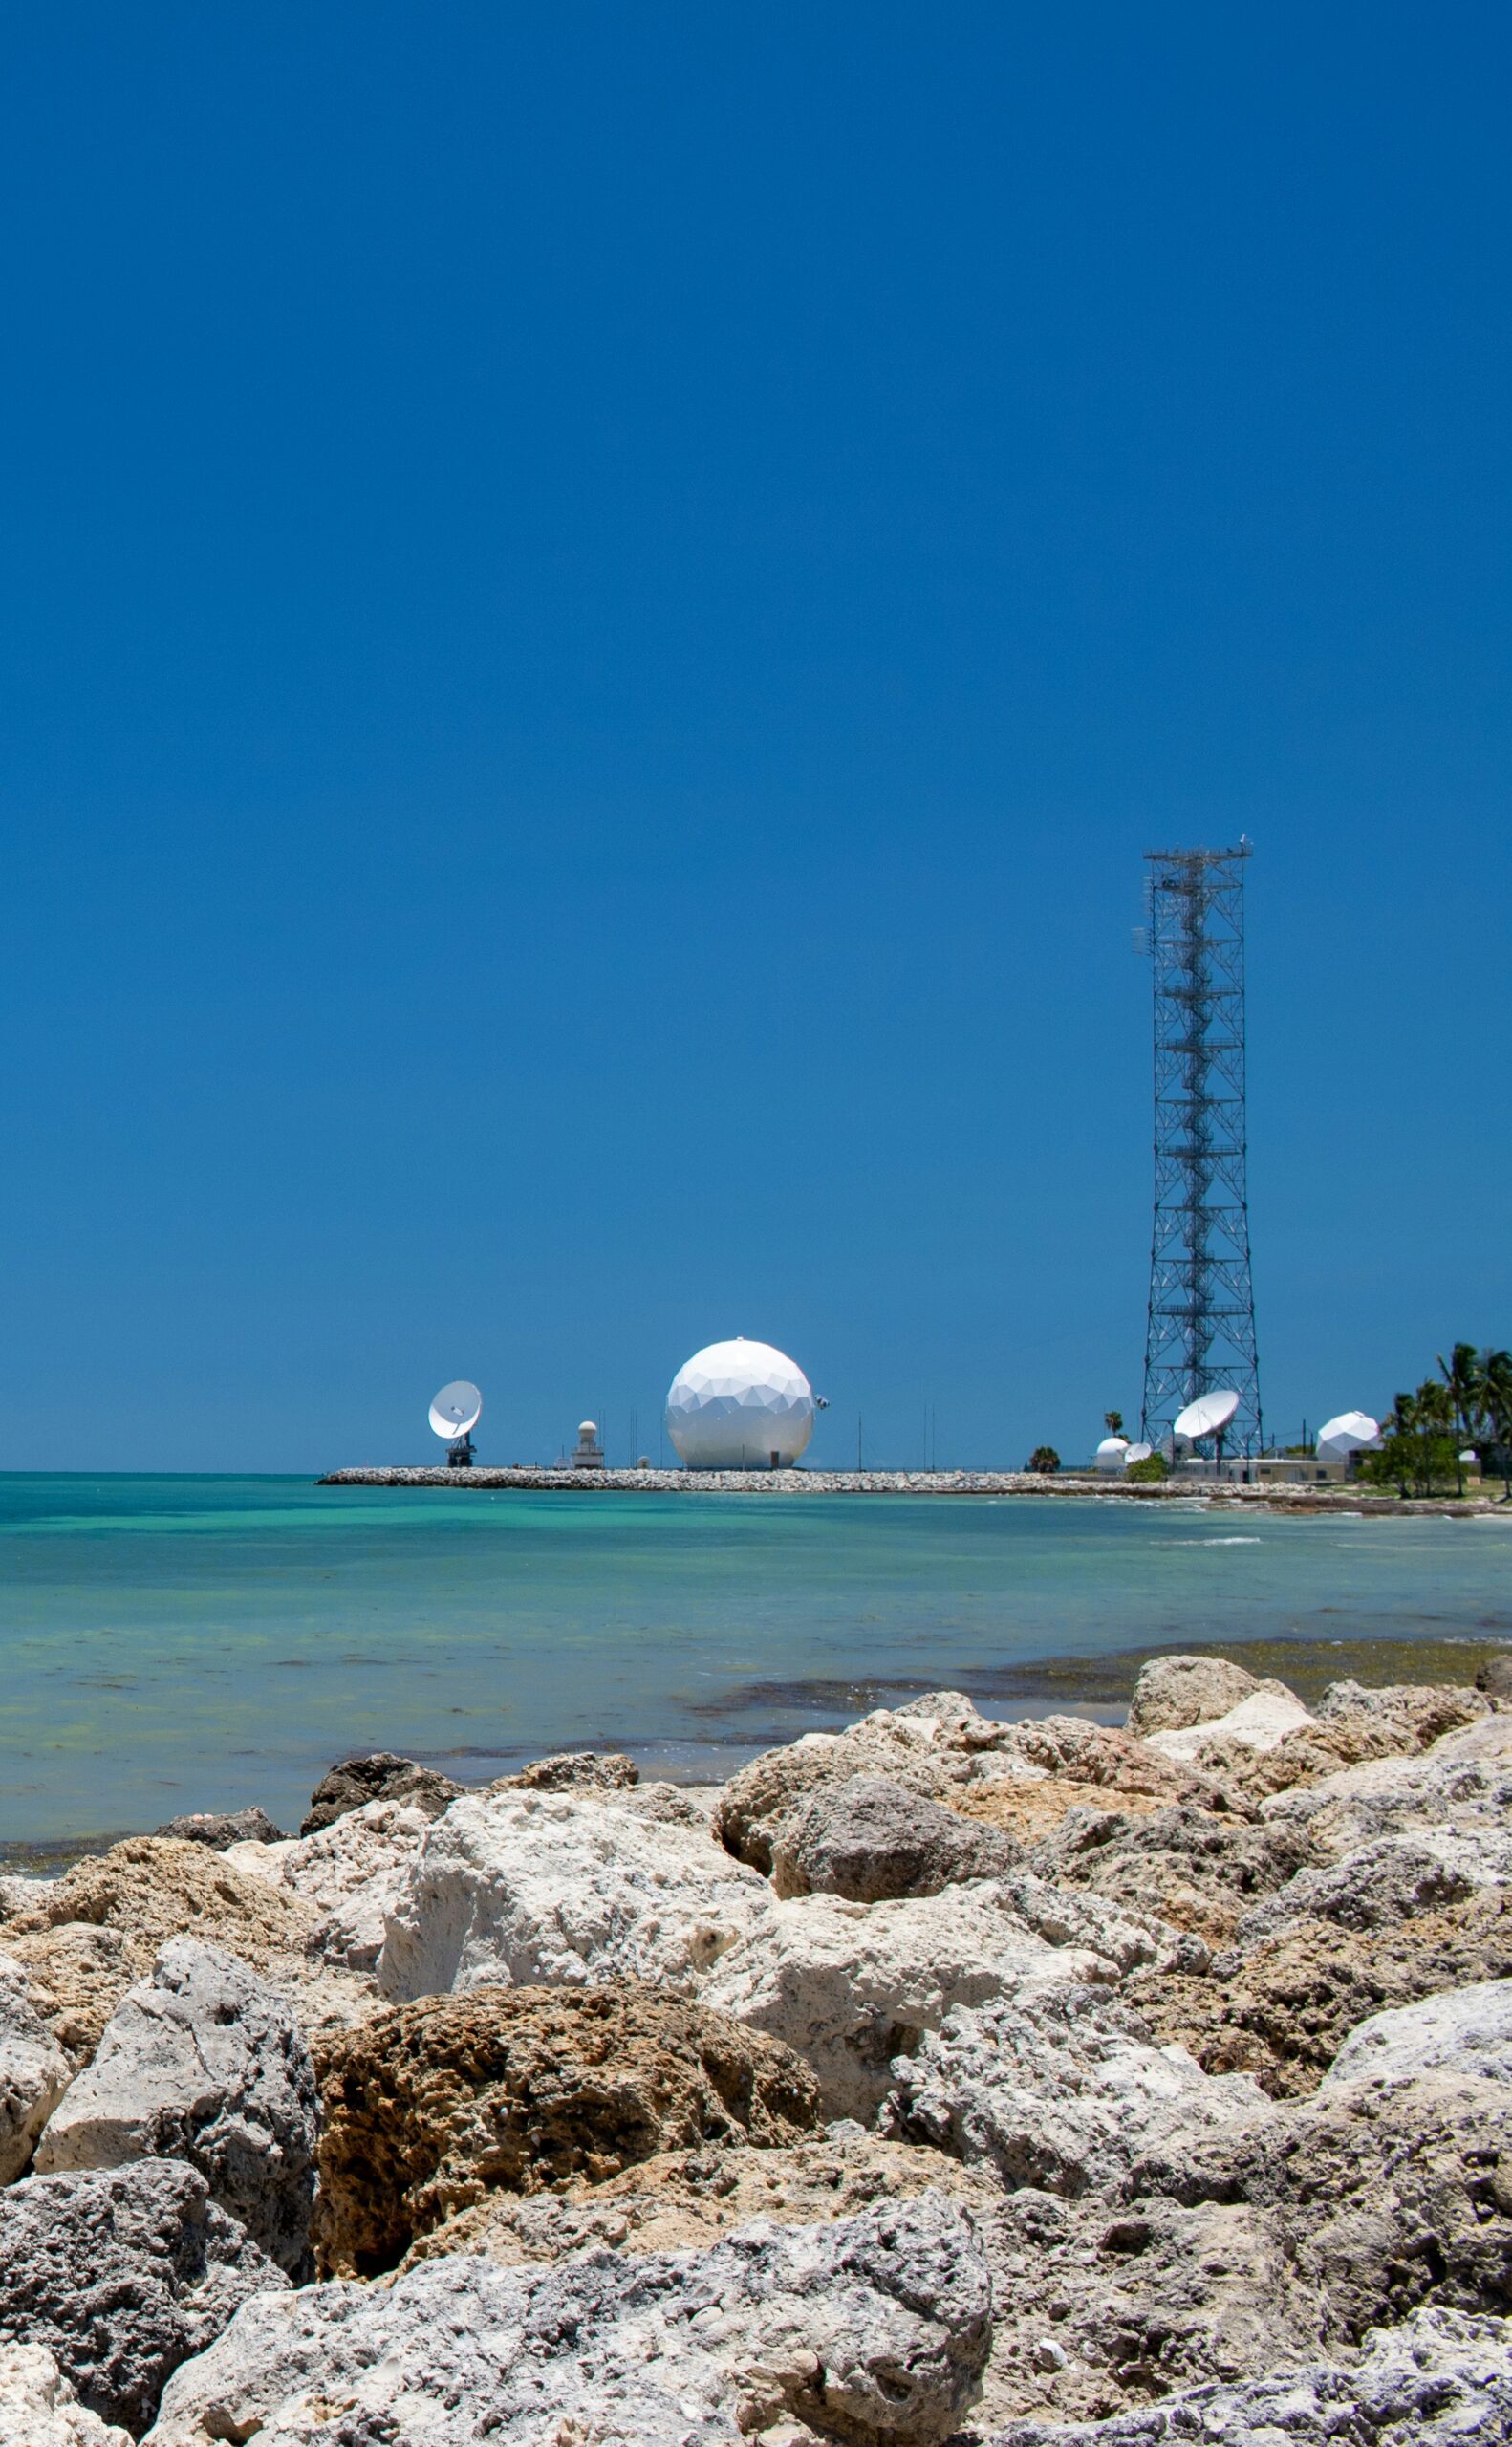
[0,5,1507,1470]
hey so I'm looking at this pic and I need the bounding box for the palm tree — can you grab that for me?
[1483,1350,1512,1501]
[1437,1342,1483,1496]
[1104,1409,1125,1436]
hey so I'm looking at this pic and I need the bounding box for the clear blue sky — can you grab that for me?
[0,5,1506,1471]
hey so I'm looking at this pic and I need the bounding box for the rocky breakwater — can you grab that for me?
[0,1681,1503,2437]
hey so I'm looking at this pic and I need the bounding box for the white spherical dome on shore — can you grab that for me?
[666,1338,815,1470]
[1095,1436,1130,1474]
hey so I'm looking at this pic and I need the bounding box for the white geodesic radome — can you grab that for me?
[665,1337,815,1470]
[1094,1436,1130,1474]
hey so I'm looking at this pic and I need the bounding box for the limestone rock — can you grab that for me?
[961,2076,1512,2431]
[885,1984,1264,2196]
[1134,2075,1512,2335]
[151,1808,284,1850]
[146,2196,992,2447]
[1127,1888,1512,2094]
[769,1775,1023,1901]
[989,1867,1202,1977]
[1234,1833,1487,1943]
[979,2306,1512,2446]
[715,1698,1037,1873]
[1264,1727,1512,1860]
[495,1748,638,1792]
[0,1951,72,2181]
[1125,1655,1264,1736]
[963,2186,1324,2430]
[0,1838,355,2062]
[0,2157,287,2437]
[1144,1685,1316,1763]
[400,2130,994,2268]
[1203,1684,1495,1804]
[299,1751,463,1835]
[0,2345,133,2447]
[1477,1654,1512,1698]
[1031,1804,1316,1948]
[702,1884,1119,2120]
[224,1797,434,1973]
[991,1717,1228,1808]
[377,1787,771,2004]
[1317,1677,1487,1745]
[1323,1979,1512,2090]
[313,1982,819,2276]
[34,1938,317,2275]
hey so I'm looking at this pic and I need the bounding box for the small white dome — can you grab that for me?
[578,1420,597,1439]
[665,1337,814,1471]
[1095,1436,1130,1474]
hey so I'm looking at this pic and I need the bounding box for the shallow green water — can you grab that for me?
[0,1475,1507,1845]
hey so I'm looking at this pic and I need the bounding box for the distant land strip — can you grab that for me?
[315,1466,1503,1516]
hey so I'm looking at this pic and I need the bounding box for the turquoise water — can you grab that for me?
[0,1475,1507,1846]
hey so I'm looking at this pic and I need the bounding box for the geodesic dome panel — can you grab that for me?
[665,1337,815,1470]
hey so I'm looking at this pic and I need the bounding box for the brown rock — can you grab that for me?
[400,2131,991,2268]
[948,1778,1170,1849]
[313,1983,823,2277]
[1003,1717,1240,1808]
[494,1750,638,1793]
[0,1839,334,2063]
[300,1754,464,1835]
[1127,1888,1512,2094]
[1476,1654,1512,1699]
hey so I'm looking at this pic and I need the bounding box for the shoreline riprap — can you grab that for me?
[0,1654,1508,2438]
[318,1463,1506,1517]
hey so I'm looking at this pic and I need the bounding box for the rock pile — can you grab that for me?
[0,1671,1501,2442]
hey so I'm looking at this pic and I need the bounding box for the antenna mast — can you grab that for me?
[1138,843,1262,1456]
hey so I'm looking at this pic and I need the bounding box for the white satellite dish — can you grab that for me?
[429,1380,483,1441]
[1123,1442,1154,1466]
[1315,1410,1379,1461]
[1173,1388,1240,1444]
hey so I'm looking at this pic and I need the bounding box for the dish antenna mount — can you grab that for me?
[1173,1387,1240,1462]
[429,1379,483,1468]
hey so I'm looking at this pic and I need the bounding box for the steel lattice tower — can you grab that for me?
[1139,843,1263,1456]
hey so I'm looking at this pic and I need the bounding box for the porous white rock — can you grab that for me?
[378,1788,771,2004]
[34,1938,317,2273]
[1263,1732,1512,1859]
[145,2196,992,2447]
[0,1951,71,2181]
[0,2344,132,2446]
[885,1983,1266,2195]
[1323,1979,1512,2091]
[702,1884,1118,2120]
[225,1797,434,1972]
[1144,1686,1315,1762]
[979,2305,1512,2446]
[1235,1828,1512,1943]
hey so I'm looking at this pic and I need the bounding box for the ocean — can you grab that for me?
[0,1474,1507,1849]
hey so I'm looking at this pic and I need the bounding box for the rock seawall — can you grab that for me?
[0,1654,1503,2438]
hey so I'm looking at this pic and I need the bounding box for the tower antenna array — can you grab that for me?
[1138,843,1262,1456]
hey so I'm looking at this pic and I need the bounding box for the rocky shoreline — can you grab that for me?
[318,1463,1507,1517]
[0,1657,1508,2438]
